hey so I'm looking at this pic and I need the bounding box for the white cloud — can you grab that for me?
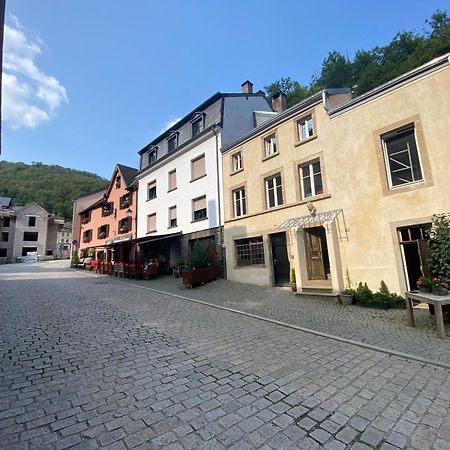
[159,117,182,133]
[2,16,68,129]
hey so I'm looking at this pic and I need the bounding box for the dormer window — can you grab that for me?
[167,133,179,152]
[191,113,205,137]
[148,147,158,165]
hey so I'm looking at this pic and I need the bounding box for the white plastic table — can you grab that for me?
[405,291,450,338]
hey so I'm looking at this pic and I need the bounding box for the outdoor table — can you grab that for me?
[405,291,450,338]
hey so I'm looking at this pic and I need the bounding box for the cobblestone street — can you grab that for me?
[1,262,450,449]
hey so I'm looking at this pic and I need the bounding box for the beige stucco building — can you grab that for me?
[222,54,450,296]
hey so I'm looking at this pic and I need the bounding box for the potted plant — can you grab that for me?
[340,268,355,305]
[172,258,185,278]
[417,276,433,292]
[431,278,449,296]
[182,242,219,288]
[120,226,129,233]
[98,232,106,239]
[289,267,297,292]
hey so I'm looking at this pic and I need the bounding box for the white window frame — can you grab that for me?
[264,134,277,157]
[147,180,157,200]
[381,126,424,189]
[232,152,242,172]
[265,174,283,208]
[299,160,323,199]
[233,187,246,218]
[298,115,314,141]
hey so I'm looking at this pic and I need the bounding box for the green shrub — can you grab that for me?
[429,213,450,281]
[355,282,374,305]
[71,250,79,267]
[290,267,296,283]
[186,241,210,270]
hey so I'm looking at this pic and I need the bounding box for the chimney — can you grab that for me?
[271,91,287,112]
[241,80,253,94]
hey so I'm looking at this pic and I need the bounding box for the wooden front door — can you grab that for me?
[305,227,326,280]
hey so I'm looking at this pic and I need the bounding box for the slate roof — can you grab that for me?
[0,197,12,209]
[117,164,138,187]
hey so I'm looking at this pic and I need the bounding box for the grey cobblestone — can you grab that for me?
[1,261,450,450]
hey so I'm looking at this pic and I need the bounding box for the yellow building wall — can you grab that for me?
[223,65,450,293]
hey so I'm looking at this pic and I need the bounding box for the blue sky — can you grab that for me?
[2,0,448,179]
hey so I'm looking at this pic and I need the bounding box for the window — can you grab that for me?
[300,160,323,199]
[120,193,131,209]
[3,217,10,227]
[265,174,283,208]
[147,213,156,233]
[191,116,204,137]
[192,196,207,221]
[81,212,91,224]
[101,202,114,217]
[148,147,158,165]
[168,170,177,191]
[233,188,246,218]
[167,134,178,152]
[232,152,242,172]
[82,230,92,243]
[115,176,121,188]
[1,232,8,242]
[28,216,36,227]
[147,180,157,200]
[168,206,177,228]
[191,154,206,181]
[382,126,423,188]
[22,247,37,256]
[97,225,109,239]
[264,134,277,157]
[298,114,314,141]
[236,237,265,266]
[119,218,131,234]
[0,249,6,257]
[46,250,53,256]
[23,232,38,241]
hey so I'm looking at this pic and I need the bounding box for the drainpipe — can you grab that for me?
[212,125,224,275]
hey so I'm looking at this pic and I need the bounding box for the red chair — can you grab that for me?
[90,260,98,272]
[130,264,143,280]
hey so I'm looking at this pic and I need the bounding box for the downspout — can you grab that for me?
[212,125,224,275]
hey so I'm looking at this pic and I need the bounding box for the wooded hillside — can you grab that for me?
[265,10,450,107]
[0,161,108,220]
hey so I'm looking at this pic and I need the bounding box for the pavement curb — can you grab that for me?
[88,272,450,371]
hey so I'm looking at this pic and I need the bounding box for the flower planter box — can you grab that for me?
[182,266,219,288]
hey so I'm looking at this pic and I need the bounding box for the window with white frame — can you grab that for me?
[231,152,242,172]
[232,187,246,217]
[147,180,157,200]
[264,134,277,157]
[147,213,156,233]
[265,174,283,208]
[192,196,207,221]
[168,206,177,228]
[235,236,265,266]
[299,159,323,199]
[298,114,314,141]
[382,125,423,188]
[168,170,177,191]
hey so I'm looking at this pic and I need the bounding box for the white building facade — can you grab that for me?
[135,83,274,273]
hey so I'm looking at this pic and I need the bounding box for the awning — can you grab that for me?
[133,231,182,245]
[278,209,348,241]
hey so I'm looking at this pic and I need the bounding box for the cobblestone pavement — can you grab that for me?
[114,273,450,366]
[1,261,450,450]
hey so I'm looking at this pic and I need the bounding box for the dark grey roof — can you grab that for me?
[138,91,267,155]
[117,164,138,187]
[0,197,12,208]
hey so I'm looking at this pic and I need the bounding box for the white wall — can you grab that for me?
[137,133,223,238]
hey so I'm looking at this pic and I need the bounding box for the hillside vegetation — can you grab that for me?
[265,10,450,107]
[0,161,108,220]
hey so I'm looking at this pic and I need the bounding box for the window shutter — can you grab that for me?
[169,207,177,220]
[193,196,206,211]
[192,155,206,180]
[169,170,177,190]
